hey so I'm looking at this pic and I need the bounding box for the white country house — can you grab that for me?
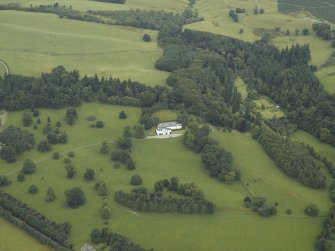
[156,121,182,135]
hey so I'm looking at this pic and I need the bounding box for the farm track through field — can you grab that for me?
[0,111,8,132]
[0,59,9,75]
[4,141,113,176]
[0,47,162,57]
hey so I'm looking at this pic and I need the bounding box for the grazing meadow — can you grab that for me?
[0,10,169,86]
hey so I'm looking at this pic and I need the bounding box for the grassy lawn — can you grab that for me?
[235,76,248,99]
[0,106,330,250]
[0,10,169,86]
[0,218,52,251]
[253,97,285,119]
[152,109,178,122]
[316,65,335,94]
[291,130,335,163]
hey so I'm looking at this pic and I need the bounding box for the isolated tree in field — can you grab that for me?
[305,203,319,216]
[96,121,104,128]
[130,175,142,185]
[37,118,41,124]
[23,112,33,127]
[32,109,39,117]
[68,151,75,158]
[95,181,108,196]
[28,184,38,194]
[84,168,95,181]
[239,28,244,34]
[66,108,78,125]
[100,141,110,154]
[143,33,151,42]
[17,173,25,182]
[119,111,127,119]
[66,164,76,179]
[65,187,86,209]
[45,185,56,202]
[22,159,36,174]
[259,8,265,14]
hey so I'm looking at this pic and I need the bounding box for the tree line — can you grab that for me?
[114,187,215,214]
[252,125,327,189]
[183,124,240,184]
[90,227,152,251]
[0,191,72,250]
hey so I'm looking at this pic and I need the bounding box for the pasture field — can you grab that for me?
[185,0,333,67]
[0,218,51,251]
[317,66,335,94]
[291,130,335,163]
[0,10,169,86]
[278,0,335,24]
[0,0,188,12]
[0,105,331,250]
[235,76,248,100]
[253,97,285,119]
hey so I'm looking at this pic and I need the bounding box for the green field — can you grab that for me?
[0,218,51,251]
[317,66,335,94]
[0,10,169,86]
[278,0,335,24]
[254,97,285,119]
[0,104,331,250]
[8,0,188,12]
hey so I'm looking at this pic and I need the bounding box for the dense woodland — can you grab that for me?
[0,191,72,250]
[252,125,327,189]
[183,124,239,183]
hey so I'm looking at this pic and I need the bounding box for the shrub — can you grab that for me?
[304,203,319,217]
[286,209,292,215]
[143,33,151,42]
[114,163,121,169]
[32,109,39,117]
[17,173,25,182]
[96,121,104,128]
[0,176,11,187]
[53,152,60,159]
[119,111,127,119]
[66,164,76,179]
[56,121,62,127]
[33,125,38,130]
[130,175,142,185]
[64,157,71,164]
[302,28,309,35]
[28,184,38,194]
